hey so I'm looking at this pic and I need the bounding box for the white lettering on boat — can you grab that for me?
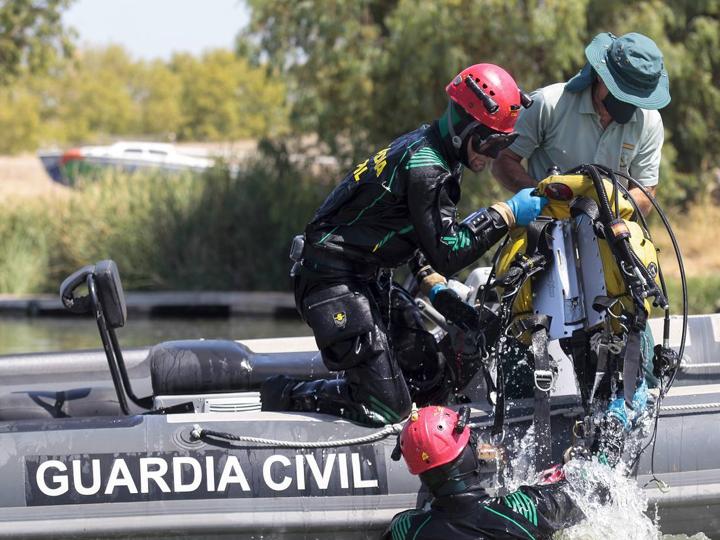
[27,448,386,504]
[36,460,68,496]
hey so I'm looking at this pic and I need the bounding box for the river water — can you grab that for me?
[0,315,309,355]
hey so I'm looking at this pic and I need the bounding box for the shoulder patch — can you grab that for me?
[406,146,450,172]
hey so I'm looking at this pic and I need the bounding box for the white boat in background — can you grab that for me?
[39,141,216,186]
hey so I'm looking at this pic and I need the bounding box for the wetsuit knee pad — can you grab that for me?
[303,284,378,370]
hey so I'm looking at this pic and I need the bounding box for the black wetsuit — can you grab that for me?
[383,482,584,540]
[262,121,508,425]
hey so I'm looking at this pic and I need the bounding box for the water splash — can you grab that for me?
[498,424,538,493]
[553,459,659,540]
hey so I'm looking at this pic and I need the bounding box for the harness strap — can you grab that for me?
[622,310,647,406]
[569,196,601,223]
[531,315,553,472]
[525,216,553,257]
[491,219,552,440]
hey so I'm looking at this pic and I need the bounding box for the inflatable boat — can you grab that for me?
[0,303,718,538]
[1,168,717,538]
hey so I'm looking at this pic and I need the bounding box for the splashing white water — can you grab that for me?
[553,459,659,540]
[497,423,539,493]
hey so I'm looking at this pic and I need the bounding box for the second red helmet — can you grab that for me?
[446,63,524,134]
[399,406,471,475]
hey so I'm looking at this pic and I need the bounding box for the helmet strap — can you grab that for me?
[446,101,481,150]
[419,443,482,497]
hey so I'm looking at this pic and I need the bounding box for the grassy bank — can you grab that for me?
[0,151,717,315]
[0,142,326,293]
[664,275,720,316]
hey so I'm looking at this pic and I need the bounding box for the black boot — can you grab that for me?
[260,375,297,411]
[260,375,346,415]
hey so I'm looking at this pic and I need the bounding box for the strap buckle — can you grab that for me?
[506,317,532,340]
[534,369,555,393]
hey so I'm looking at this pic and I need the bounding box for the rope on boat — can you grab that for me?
[659,402,720,413]
[190,423,403,448]
[190,401,719,448]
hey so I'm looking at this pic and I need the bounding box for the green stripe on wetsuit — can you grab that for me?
[440,227,472,252]
[368,395,401,423]
[406,147,450,172]
[373,224,414,252]
[483,505,536,540]
[391,512,412,540]
[503,491,538,526]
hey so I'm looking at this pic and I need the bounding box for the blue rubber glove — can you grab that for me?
[631,380,649,421]
[505,188,549,227]
[606,398,630,430]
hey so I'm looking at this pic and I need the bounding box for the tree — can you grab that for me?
[241,1,390,158]
[38,45,139,143]
[0,0,75,85]
[243,0,588,163]
[244,0,720,206]
[171,49,288,141]
[132,59,183,139]
[0,84,40,152]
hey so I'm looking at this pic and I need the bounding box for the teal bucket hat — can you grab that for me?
[566,32,671,109]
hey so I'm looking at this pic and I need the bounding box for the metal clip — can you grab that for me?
[534,369,555,392]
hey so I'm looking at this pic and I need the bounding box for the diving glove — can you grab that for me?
[505,187,549,226]
[596,381,650,467]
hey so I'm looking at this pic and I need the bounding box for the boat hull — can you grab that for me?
[1,315,719,537]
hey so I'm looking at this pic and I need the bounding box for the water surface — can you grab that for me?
[0,315,309,355]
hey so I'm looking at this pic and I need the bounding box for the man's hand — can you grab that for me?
[491,148,537,192]
[628,185,656,216]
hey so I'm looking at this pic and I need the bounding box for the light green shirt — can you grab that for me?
[509,83,664,186]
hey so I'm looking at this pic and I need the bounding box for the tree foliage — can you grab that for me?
[0,0,74,85]
[245,0,720,206]
[1,44,289,152]
[172,50,288,141]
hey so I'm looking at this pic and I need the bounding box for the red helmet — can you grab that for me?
[399,406,471,475]
[446,64,525,134]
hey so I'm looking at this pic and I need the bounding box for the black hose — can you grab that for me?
[594,165,688,369]
[584,164,615,224]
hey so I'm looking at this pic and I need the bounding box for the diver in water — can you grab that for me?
[384,406,591,540]
[260,64,548,425]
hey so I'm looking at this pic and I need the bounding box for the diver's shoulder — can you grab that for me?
[389,509,432,540]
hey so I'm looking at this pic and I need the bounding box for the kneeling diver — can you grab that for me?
[261,63,548,426]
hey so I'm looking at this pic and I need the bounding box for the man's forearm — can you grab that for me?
[628,185,656,216]
[492,150,537,193]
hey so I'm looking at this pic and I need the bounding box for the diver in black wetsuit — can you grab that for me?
[384,406,588,540]
[260,64,548,425]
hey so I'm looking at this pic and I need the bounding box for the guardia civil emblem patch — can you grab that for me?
[333,311,347,328]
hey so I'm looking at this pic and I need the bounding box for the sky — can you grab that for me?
[63,0,249,60]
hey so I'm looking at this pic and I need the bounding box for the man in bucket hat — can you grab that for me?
[492,32,671,215]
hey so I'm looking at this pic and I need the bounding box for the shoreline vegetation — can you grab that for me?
[0,142,715,315]
[1,2,719,315]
